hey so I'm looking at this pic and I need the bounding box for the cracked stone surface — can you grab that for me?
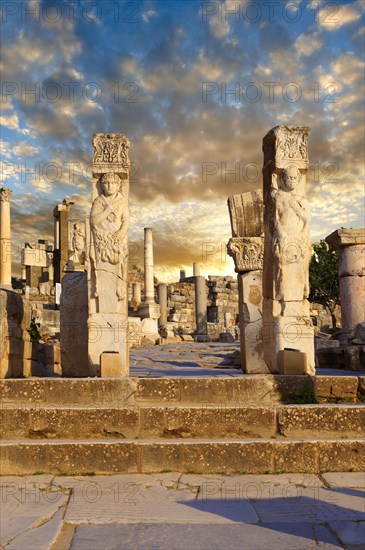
[0,472,363,549]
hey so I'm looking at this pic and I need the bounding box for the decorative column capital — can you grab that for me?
[227,237,264,273]
[0,188,12,202]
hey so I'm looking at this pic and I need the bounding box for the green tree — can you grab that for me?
[309,240,340,328]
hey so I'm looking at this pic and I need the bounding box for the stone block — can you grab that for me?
[219,332,234,342]
[315,376,358,402]
[278,350,307,375]
[343,345,365,371]
[100,352,127,377]
[180,334,194,342]
[316,348,345,369]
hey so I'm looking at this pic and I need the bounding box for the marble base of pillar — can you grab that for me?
[138,302,161,342]
[263,299,315,375]
[238,271,269,373]
[88,312,129,376]
[138,302,161,320]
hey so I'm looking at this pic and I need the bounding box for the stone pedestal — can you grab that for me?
[325,228,365,331]
[262,126,314,375]
[60,271,89,377]
[0,188,12,289]
[87,133,130,376]
[157,284,167,327]
[227,189,269,373]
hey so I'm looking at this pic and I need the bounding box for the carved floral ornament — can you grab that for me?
[227,237,264,272]
[92,134,130,166]
[277,131,308,161]
[0,188,12,202]
[263,126,310,170]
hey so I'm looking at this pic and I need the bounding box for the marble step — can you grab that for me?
[1,404,364,441]
[0,375,362,406]
[1,438,364,475]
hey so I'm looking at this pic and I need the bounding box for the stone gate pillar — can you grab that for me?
[227,189,269,373]
[262,126,314,374]
[87,133,130,376]
[0,188,12,289]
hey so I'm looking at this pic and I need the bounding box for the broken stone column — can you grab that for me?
[227,190,269,373]
[193,262,200,277]
[143,227,154,303]
[53,198,75,284]
[157,284,167,327]
[195,275,207,339]
[138,227,160,340]
[325,228,365,332]
[262,126,314,374]
[132,282,141,304]
[0,188,12,289]
[87,133,131,376]
[179,270,186,281]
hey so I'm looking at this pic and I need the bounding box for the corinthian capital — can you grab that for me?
[0,188,12,202]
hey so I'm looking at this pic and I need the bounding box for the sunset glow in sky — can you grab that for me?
[1,0,364,282]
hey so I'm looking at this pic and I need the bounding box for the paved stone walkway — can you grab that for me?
[130,342,365,377]
[1,472,364,549]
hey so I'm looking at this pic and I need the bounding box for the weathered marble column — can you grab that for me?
[144,228,154,303]
[87,133,130,376]
[157,284,167,327]
[53,198,74,284]
[193,262,200,277]
[325,228,365,331]
[262,126,314,374]
[138,228,160,339]
[132,282,141,304]
[227,189,269,373]
[0,188,12,289]
[195,275,207,338]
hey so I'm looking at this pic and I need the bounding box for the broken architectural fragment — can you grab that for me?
[325,228,365,332]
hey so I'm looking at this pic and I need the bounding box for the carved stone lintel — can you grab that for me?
[0,188,12,202]
[263,125,309,170]
[227,237,264,273]
[325,228,365,251]
[92,133,130,175]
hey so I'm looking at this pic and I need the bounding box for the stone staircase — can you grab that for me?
[1,376,364,475]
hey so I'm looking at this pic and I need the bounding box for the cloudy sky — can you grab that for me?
[1,0,364,282]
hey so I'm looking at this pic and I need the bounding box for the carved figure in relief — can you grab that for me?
[70,222,85,265]
[90,173,127,301]
[271,165,310,308]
